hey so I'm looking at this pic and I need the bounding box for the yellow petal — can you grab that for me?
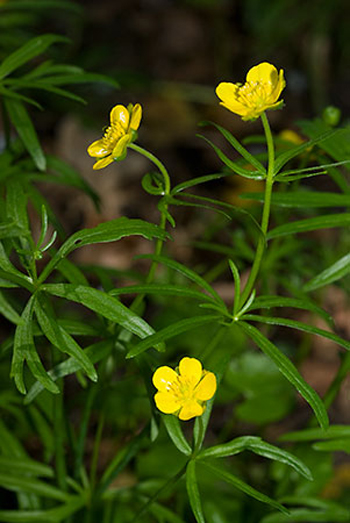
[178,400,203,421]
[268,69,286,103]
[179,357,202,386]
[112,134,131,158]
[110,105,129,130]
[154,392,181,414]
[194,371,217,401]
[87,139,109,158]
[215,82,247,114]
[93,155,114,170]
[152,366,178,393]
[129,103,142,131]
[246,62,278,88]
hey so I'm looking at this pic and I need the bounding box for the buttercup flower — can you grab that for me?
[216,62,285,121]
[152,357,217,421]
[87,103,142,170]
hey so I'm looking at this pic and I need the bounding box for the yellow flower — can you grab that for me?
[87,103,142,170]
[152,357,217,421]
[216,62,285,121]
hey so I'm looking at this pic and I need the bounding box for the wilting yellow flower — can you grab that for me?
[152,357,217,421]
[87,103,142,170]
[216,62,285,121]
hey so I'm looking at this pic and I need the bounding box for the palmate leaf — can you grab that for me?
[186,461,205,523]
[267,213,350,240]
[198,436,312,480]
[238,322,329,429]
[200,461,288,514]
[303,253,350,291]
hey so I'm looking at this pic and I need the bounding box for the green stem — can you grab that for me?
[240,112,275,304]
[90,412,105,491]
[128,143,171,195]
[54,381,67,491]
[128,144,171,311]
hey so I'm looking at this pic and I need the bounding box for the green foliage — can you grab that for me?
[0,11,350,523]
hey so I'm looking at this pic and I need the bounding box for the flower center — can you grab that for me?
[238,81,271,109]
[102,122,125,149]
[169,375,197,402]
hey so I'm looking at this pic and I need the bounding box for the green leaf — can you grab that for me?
[162,415,192,456]
[34,295,97,382]
[201,121,266,173]
[6,179,29,232]
[171,172,231,195]
[313,438,350,453]
[136,254,224,305]
[110,283,217,304]
[25,340,112,404]
[0,242,33,291]
[198,436,312,480]
[303,253,350,291]
[0,34,68,80]
[186,461,205,523]
[1,1,82,14]
[247,295,332,324]
[42,283,156,340]
[0,291,21,324]
[273,128,345,174]
[279,425,350,442]
[240,191,350,208]
[228,259,240,315]
[268,214,350,240]
[126,314,220,358]
[5,79,87,104]
[46,155,100,209]
[200,461,288,514]
[4,98,46,171]
[198,134,265,179]
[0,497,86,523]
[0,456,53,478]
[39,218,167,283]
[0,473,69,501]
[261,498,350,523]
[299,119,350,167]
[12,296,59,395]
[241,314,350,353]
[238,322,329,429]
